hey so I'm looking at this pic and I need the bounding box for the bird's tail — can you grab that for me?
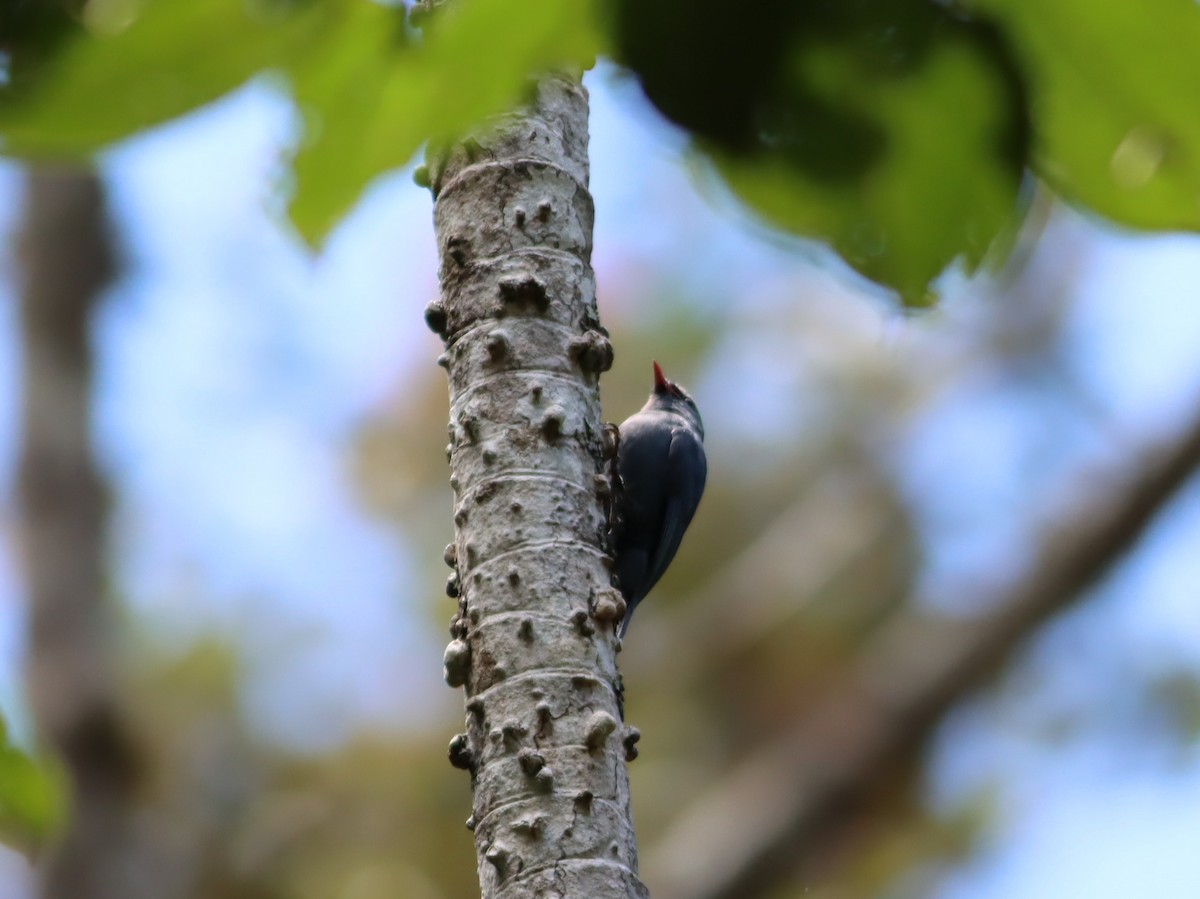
[618,600,636,638]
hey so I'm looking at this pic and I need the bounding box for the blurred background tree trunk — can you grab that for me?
[17,167,161,899]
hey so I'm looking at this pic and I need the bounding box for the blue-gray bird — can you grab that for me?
[612,361,707,637]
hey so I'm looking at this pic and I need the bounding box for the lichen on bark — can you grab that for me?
[427,75,645,898]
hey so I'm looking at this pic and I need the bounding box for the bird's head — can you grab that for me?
[648,360,704,438]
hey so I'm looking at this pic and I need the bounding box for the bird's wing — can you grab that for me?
[641,426,707,601]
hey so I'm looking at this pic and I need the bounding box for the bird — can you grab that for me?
[611,360,707,637]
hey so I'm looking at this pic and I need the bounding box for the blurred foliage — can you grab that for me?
[0,0,332,154]
[0,0,599,241]
[3,0,1200,298]
[115,639,480,899]
[288,0,598,239]
[0,0,85,92]
[608,0,1029,306]
[758,765,991,899]
[965,0,1200,231]
[0,718,66,856]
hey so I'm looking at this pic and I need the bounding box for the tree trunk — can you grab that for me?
[427,74,645,898]
[17,167,162,899]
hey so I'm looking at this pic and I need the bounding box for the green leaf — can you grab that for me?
[969,0,1200,230]
[0,0,601,242]
[608,0,1029,304]
[712,13,1028,305]
[286,0,601,243]
[0,734,66,855]
[0,0,333,158]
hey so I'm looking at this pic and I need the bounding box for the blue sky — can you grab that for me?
[2,63,1200,896]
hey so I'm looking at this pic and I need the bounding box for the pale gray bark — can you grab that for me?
[428,76,644,898]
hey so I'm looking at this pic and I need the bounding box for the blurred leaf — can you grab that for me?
[0,0,332,157]
[1,0,600,241]
[286,0,601,242]
[0,723,66,855]
[610,0,1030,305]
[970,0,1200,230]
[607,0,799,154]
[0,0,81,94]
[725,15,1027,305]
